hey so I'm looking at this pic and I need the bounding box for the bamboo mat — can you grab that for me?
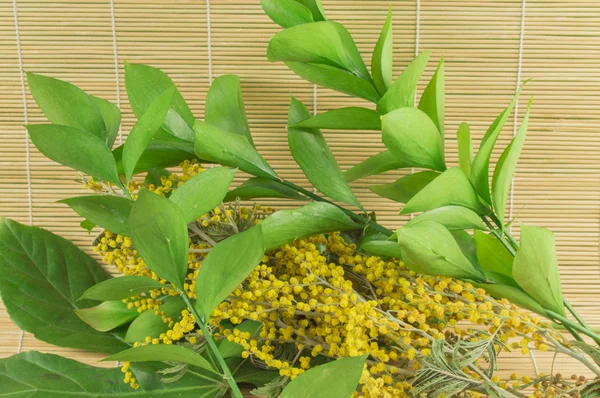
[1,0,599,382]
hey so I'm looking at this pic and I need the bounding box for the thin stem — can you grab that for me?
[482,217,516,256]
[180,293,243,398]
[546,310,600,344]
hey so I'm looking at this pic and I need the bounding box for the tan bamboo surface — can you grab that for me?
[1,0,600,388]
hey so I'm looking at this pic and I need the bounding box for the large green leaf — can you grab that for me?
[223,178,307,202]
[123,88,175,181]
[80,276,166,301]
[169,167,237,223]
[512,224,565,316]
[0,219,128,353]
[0,351,226,397]
[260,0,314,28]
[456,122,473,177]
[129,190,189,290]
[194,120,277,179]
[409,206,486,231]
[75,301,140,332]
[344,150,410,182]
[58,195,133,236]
[474,230,513,278]
[27,124,121,186]
[474,283,547,316]
[470,83,526,204]
[290,107,381,131]
[371,8,393,95]
[288,97,362,208]
[124,62,195,142]
[261,202,360,250]
[369,170,440,203]
[492,98,532,224]
[195,225,264,320]
[90,95,121,148]
[396,221,486,281]
[418,59,444,136]
[376,52,430,114]
[286,61,381,103]
[400,168,488,215]
[26,73,107,142]
[296,0,326,21]
[280,355,367,398]
[381,107,446,171]
[205,75,254,145]
[125,297,186,343]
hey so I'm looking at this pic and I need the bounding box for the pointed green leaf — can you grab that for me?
[418,59,444,135]
[205,75,254,145]
[296,0,326,21]
[27,124,121,186]
[474,283,547,316]
[125,297,186,343]
[123,88,175,181]
[288,97,362,208]
[371,8,393,95]
[224,177,307,202]
[260,0,314,28]
[492,98,532,224]
[58,195,133,236]
[457,122,473,177]
[75,300,139,332]
[80,276,167,301]
[376,52,430,114]
[396,221,486,281]
[474,230,513,278]
[409,206,486,231]
[194,120,277,179]
[381,107,446,171]
[360,240,403,259]
[104,345,218,375]
[169,167,237,223]
[450,230,481,272]
[280,355,367,398]
[344,150,409,182]
[195,225,264,319]
[90,95,121,148]
[129,190,189,289]
[400,168,488,215]
[290,107,381,130]
[80,219,96,233]
[512,224,565,316]
[262,202,359,250]
[369,171,440,203]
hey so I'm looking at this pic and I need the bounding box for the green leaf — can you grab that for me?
[113,137,197,176]
[0,351,225,398]
[286,61,381,103]
[58,195,133,236]
[125,297,186,343]
[381,107,446,171]
[123,88,175,181]
[169,167,237,223]
[205,75,254,145]
[400,168,488,215]
[75,300,140,332]
[492,98,532,224]
[369,171,440,203]
[409,206,486,231]
[261,0,314,28]
[104,345,218,375]
[26,72,107,142]
[224,177,307,202]
[80,219,96,233]
[218,320,262,359]
[80,276,167,301]
[450,230,481,271]
[261,201,360,250]
[360,240,403,259]
[418,59,444,135]
[396,221,486,281]
[288,97,362,208]
[474,283,547,316]
[27,124,121,186]
[512,224,565,315]
[124,62,195,142]
[470,82,527,204]
[195,225,264,319]
[194,120,277,179]
[290,107,381,130]
[267,21,371,82]
[90,95,121,148]
[474,230,513,278]
[0,218,128,353]
[371,8,393,95]
[457,122,473,177]
[129,190,189,290]
[280,355,368,398]
[376,52,430,114]
[144,168,171,188]
[344,150,409,182]
[296,0,326,21]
